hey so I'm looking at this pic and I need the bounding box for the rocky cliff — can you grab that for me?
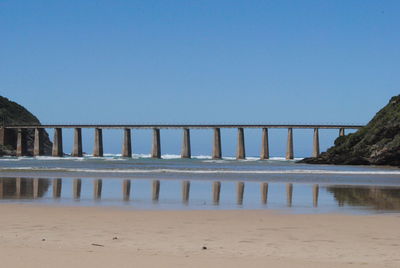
[0,96,52,156]
[300,95,400,166]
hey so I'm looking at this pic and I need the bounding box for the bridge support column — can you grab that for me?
[312,128,320,157]
[72,128,83,157]
[260,128,269,160]
[33,128,44,156]
[52,128,63,157]
[151,128,161,158]
[286,128,294,160]
[237,181,244,205]
[260,182,268,204]
[236,128,246,160]
[182,180,190,203]
[212,128,222,159]
[16,128,27,156]
[339,128,345,137]
[181,128,191,158]
[122,128,132,157]
[93,128,103,157]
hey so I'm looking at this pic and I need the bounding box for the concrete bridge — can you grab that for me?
[0,124,363,159]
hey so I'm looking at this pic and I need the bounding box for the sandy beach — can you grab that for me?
[0,204,398,267]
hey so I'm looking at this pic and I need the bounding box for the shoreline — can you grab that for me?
[0,204,399,267]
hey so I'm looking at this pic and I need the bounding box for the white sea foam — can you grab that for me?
[0,157,22,161]
[1,167,400,175]
[0,154,303,161]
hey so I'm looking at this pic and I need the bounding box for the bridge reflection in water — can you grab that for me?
[0,178,400,212]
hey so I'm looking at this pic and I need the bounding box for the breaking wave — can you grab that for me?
[1,167,400,175]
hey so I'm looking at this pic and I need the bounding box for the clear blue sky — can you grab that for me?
[1,1,399,157]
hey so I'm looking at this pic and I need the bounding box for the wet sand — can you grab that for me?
[0,204,399,267]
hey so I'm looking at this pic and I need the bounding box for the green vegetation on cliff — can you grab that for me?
[300,95,400,166]
[0,96,43,125]
[0,96,52,156]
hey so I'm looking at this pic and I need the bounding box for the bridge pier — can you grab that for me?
[181,128,191,158]
[212,128,222,159]
[52,128,63,157]
[72,128,83,157]
[93,128,103,157]
[122,128,132,157]
[151,128,161,158]
[236,128,246,159]
[260,182,268,204]
[286,128,294,160]
[33,128,44,156]
[237,181,244,205]
[339,128,345,137]
[16,128,27,156]
[182,180,190,203]
[0,127,15,148]
[260,128,269,160]
[312,128,320,157]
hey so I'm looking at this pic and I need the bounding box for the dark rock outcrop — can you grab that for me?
[0,96,52,156]
[300,95,400,166]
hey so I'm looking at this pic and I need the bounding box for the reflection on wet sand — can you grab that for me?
[182,180,190,203]
[237,181,244,205]
[286,183,293,207]
[313,184,319,207]
[212,181,221,204]
[0,178,50,199]
[1,177,400,212]
[122,179,131,201]
[152,180,160,201]
[327,186,400,210]
[73,179,81,199]
[93,179,102,200]
[260,182,268,204]
[53,178,62,198]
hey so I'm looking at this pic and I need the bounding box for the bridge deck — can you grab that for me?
[3,124,364,129]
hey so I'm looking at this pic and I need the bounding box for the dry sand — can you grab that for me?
[0,204,399,267]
